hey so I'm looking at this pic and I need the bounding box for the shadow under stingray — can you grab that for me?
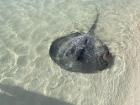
[0,84,73,105]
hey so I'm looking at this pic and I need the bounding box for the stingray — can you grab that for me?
[49,14,113,73]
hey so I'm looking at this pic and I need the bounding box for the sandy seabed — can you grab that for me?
[0,0,139,105]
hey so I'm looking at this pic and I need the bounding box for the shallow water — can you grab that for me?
[0,0,139,105]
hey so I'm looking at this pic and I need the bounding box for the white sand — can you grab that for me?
[0,0,139,105]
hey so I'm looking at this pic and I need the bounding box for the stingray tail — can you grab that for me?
[88,10,99,35]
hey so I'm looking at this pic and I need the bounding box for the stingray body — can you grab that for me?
[49,14,113,73]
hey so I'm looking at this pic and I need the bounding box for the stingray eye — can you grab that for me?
[107,51,110,56]
[105,51,109,56]
[106,50,111,57]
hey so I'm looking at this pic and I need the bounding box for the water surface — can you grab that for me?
[0,0,139,105]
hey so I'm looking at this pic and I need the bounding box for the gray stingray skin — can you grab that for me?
[49,14,113,73]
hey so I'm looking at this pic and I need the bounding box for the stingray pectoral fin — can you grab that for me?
[49,32,81,62]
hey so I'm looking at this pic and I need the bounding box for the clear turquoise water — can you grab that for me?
[0,0,139,105]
